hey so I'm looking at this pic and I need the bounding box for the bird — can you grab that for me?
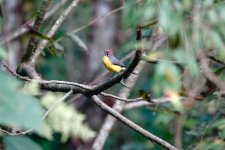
[102,49,125,73]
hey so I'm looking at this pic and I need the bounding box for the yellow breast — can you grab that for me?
[102,56,123,72]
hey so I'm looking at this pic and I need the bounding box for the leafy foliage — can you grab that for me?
[0,47,7,59]
[1,0,225,149]
[0,72,44,129]
[35,93,95,142]
[114,0,225,149]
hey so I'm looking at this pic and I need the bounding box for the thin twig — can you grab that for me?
[198,50,225,91]
[124,97,171,110]
[100,92,182,109]
[3,61,91,89]
[53,0,141,43]
[100,92,143,102]
[208,55,225,65]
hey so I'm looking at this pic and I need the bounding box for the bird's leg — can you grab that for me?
[111,73,115,78]
[108,73,115,81]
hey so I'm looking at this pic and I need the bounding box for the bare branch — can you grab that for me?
[208,55,225,65]
[91,95,178,150]
[92,61,145,150]
[0,0,68,45]
[3,50,142,96]
[66,6,124,37]
[198,50,225,91]
[91,50,142,94]
[92,30,167,150]
[124,97,171,110]
[100,92,143,102]
[68,50,136,104]
[30,0,80,66]
[100,92,182,110]
[21,0,52,62]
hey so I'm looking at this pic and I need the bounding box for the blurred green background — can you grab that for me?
[0,0,225,149]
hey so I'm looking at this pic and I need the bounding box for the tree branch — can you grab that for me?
[124,97,172,110]
[198,50,225,91]
[29,0,80,66]
[17,0,79,79]
[100,92,183,111]
[4,49,142,96]
[21,0,52,62]
[91,95,178,150]
[92,61,145,150]
[100,92,143,102]
[91,50,142,94]
[92,26,167,149]
[0,0,68,45]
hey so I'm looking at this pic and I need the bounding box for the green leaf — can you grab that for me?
[36,92,95,142]
[28,27,54,42]
[121,142,152,150]
[0,47,7,59]
[122,1,157,28]
[67,33,88,52]
[0,72,44,129]
[152,62,182,96]
[184,119,198,129]
[3,136,42,150]
[197,140,225,150]
[183,0,192,10]
[219,128,225,139]
[210,30,223,48]
[0,72,21,89]
[174,49,199,76]
[185,128,204,137]
[159,0,183,34]
[46,42,64,56]
[154,113,173,125]
[212,119,225,129]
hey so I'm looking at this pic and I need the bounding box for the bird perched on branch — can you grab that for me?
[102,49,125,73]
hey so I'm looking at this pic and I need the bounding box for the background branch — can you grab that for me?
[3,49,142,96]
[91,95,178,150]
[124,97,171,110]
[100,92,143,102]
[198,50,225,91]
[92,31,167,149]
[29,0,80,66]
[0,0,68,45]
[21,0,52,63]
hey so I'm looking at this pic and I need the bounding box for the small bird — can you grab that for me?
[102,49,125,73]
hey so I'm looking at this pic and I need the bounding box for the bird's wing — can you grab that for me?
[109,55,125,67]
